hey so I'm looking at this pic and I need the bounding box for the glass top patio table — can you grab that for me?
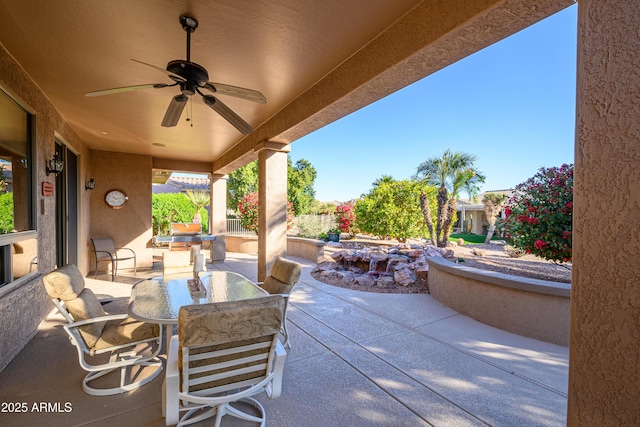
[127,271,269,324]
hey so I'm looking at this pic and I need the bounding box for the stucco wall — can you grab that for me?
[226,235,324,263]
[89,150,153,271]
[0,44,92,371]
[427,256,571,346]
[568,0,640,424]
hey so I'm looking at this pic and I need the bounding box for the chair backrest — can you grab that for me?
[43,264,107,349]
[91,237,116,256]
[178,295,285,396]
[261,257,302,295]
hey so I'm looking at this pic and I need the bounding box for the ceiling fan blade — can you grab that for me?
[203,82,266,104]
[131,59,187,82]
[161,94,189,127]
[85,83,172,97]
[202,95,254,134]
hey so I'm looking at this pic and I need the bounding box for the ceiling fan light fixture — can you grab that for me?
[161,94,188,127]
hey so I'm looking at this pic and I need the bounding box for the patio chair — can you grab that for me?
[90,237,136,281]
[43,264,163,396]
[163,295,287,427]
[257,257,302,349]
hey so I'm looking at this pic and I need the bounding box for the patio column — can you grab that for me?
[569,0,640,424]
[209,174,228,261]
[256,141,290,281]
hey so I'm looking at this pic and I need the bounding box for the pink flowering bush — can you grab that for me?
[334,203,357,237]
[501,164,573,263]
[237,192,294,234]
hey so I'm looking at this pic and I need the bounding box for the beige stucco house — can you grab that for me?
[0,1,638,424]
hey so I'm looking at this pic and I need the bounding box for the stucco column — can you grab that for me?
[256,141,290,281]
[209,174,228,261]
[568,1,640,424]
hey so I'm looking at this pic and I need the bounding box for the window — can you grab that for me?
[0,88,35,287]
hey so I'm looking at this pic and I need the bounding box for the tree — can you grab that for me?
[482,192,507,244]
[288,157,317,215]
[227,161,258,211]
[334,202,357,237]
[415,149,485,247]
[237,192,295,234]
[502,164,573,263]
[184,190,210,224]
[227,156,317,215]
[354,178,436,242]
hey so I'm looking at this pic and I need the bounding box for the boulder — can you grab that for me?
[353,274,375,287]
[376,275,396,287]
[394,267,417,286]
[330,251,345,262]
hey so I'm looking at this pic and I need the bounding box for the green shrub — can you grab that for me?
[152,193,208,235]
[355,179,433,242]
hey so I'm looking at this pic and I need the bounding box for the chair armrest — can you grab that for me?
[94,250,115,260]
[116,247,136,260]
[67,313,129,329]
[267,340,287,399]
[163,335,180,425]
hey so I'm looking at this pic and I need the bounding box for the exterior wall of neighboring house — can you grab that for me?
[455,190,513,236]
[152,176,210,194]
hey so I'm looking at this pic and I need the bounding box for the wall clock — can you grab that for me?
[104,189,128,209]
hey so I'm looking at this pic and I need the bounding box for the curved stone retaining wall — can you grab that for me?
[226,235,325,263]
[426,256,571,346]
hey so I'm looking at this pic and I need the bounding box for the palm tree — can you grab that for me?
[482,192,507,244]
[415,149,485,247]
[185,190,210,224]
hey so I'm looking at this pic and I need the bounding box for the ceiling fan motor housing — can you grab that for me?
[167,60,209,87]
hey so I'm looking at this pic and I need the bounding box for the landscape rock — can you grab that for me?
[353,274,375,287]
[394,267,417,286]
[330,251,345,262]
[376,275,396,287]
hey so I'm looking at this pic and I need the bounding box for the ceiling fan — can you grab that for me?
[85,15,265,134]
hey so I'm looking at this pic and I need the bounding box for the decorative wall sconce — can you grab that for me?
[85,177,96,191]
[46,153,64,175]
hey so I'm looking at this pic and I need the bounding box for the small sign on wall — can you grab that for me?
[42,182,54,197]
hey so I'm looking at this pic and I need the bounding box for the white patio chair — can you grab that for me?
[163,295,287,427]
[43,264,163,396]
[90,237,136,281]
[257,257,302,348]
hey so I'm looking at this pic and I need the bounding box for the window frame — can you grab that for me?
[0,85,38,290]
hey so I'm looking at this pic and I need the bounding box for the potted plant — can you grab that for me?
[327,228,341,242]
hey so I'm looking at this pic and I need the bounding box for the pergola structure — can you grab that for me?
[0,1,638,424]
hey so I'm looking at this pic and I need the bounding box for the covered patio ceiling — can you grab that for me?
[0,0,573,174]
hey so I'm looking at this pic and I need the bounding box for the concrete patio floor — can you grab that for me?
[0,252,568,426]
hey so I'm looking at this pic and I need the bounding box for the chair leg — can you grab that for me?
[282,321,291,349]
[82,356,163,396]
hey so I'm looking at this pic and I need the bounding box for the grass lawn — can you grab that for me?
[449,233,503,245]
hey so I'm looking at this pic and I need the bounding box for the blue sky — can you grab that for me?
[289,5,577,202]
